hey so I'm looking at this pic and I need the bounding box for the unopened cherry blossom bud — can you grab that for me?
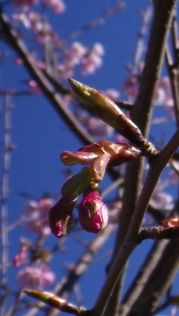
[79,189,108,233]
[23,289,87,314]
[69,78,159,157]
[48,197,75,237]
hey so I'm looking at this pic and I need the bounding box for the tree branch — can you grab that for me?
[104,1,176,313]
[93,129,179,316]
[138,225,179,241]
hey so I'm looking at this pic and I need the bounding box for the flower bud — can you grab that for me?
[79,189,108,233]
[69,78,159,157]
[48,197,75,237]
[23,289,87,314]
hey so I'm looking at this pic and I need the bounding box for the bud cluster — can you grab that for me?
[48,78,156,238]
[49,140,141,238]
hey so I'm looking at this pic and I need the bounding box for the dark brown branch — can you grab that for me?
[119,239,169,316]
[114,0,176,252]
[138,225,179,241]
[65,0,124,40]
[125,239,179,316]
[104,1,176,314]
[166,16,179,127]
[93,128,179,316]
[133,0,176,134]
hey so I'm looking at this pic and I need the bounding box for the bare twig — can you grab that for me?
[166,15,179,128]
[138,225,179,240]
[119,239,169,316]
[22,225,114,316]
[0,94,13,314]
[65,0,124,40]
[125,239,179,316]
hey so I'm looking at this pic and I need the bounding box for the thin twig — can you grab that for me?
[165,14,179,128]
[64,0,124,41]
[125,239,179,316]
[138,225,179,240]
[0,94,13,314]
[119,239,169,316]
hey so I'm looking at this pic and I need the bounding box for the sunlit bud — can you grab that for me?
[61,150,98,166]
[48,197,75,237]
[61,167,91,200]
[79,189,108,233]
[161,217,179,228]
[69,78,159,157]
[23,289,87,314]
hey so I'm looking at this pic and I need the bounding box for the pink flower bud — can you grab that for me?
[48,197,75,237]
[79,189,108,233]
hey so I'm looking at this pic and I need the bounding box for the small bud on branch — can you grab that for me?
[23,289,87,314]
[69,78,159,157]
[138,225,179,241]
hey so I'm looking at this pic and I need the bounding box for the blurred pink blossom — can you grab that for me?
[105,88,120,100]
[123,76,139,101]
[28,80,41,94]
[169,307,178,316]
[18,263,55,289]
[14,12,57,44]
[12,239,29,267]
[68,42,87,67]
[154,77,174,110]
[24,197,55,235]
[58,42,104,77]
[43,0,66,13]
[13,0,66,14]
[58,41,86,77]
[81,43,105,75]
[150,183,174,211]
